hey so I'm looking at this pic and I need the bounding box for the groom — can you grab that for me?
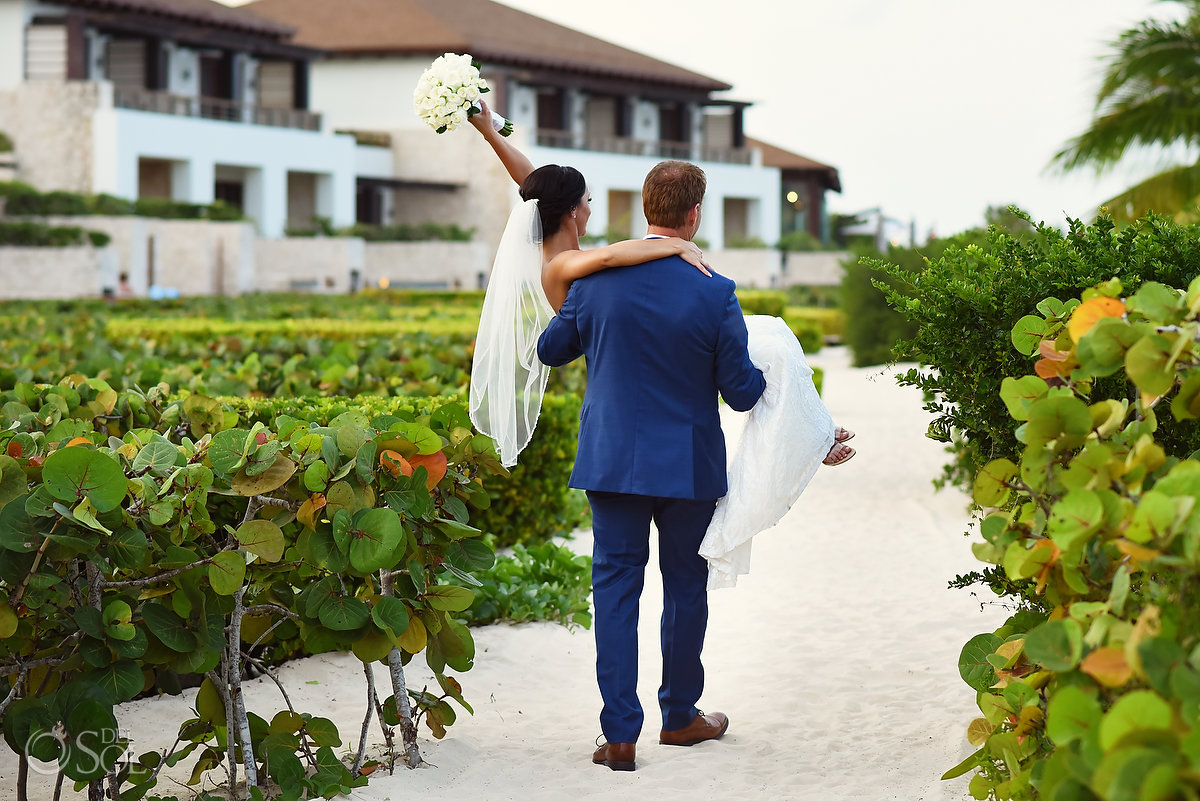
[537,160,766,771]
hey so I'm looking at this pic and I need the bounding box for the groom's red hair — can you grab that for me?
[643,161,706,228]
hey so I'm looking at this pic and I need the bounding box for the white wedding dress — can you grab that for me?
[470,202,835,588]
[699,314,834,589]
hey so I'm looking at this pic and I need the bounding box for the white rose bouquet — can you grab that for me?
[413,52,514,136]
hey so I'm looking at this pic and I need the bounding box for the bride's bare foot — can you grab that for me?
[834,427,854,443]
[823,441,855,466]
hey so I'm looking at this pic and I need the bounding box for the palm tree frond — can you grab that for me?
[1099,160,1200,221]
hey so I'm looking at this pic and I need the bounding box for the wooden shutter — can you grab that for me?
[107,39,146,89]
[25,24,67,81]
[258,61,294,109]
[585,95,617,138]
[703,112,733,151]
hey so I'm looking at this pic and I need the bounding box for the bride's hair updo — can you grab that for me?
[520,165,586,237]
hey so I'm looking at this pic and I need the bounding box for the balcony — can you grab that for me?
[535,130,752,165]
[113,86,321,131]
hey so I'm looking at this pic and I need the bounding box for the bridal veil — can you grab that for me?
[469,199,554,467]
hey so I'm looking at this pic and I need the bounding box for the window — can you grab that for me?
[25,24,67,81]
[536,87,564,130]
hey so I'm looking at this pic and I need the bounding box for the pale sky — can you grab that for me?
[226,0,1182,239]
[490,0,1176,239]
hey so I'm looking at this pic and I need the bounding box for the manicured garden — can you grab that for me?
[0,287,818,800]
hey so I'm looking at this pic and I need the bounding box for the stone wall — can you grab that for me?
[0,245,115,299]
[256,237,364,294]
[0,82,101,193]
[363,240,491,290]
[709,248,781,289]
[781,251,850,288]
[36,216,258,296]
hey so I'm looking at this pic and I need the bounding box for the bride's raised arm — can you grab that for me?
[468,100,534,185]
[543,238,711,311]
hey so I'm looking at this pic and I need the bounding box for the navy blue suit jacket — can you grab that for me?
[536,256,765,500]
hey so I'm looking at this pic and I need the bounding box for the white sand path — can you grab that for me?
[0,345,1011,800]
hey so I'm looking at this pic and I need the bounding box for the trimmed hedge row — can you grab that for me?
[0,220,111,248]
[0,180,241,221]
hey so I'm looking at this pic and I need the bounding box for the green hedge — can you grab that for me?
[874,213,1200,490]
[0,181,241,221]
[736,289,787,317]
[0,220,110,248]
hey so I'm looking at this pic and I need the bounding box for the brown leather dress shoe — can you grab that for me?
[659,711,729,746]
[592,740,636,771]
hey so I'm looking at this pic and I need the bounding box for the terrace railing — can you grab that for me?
[113,86,321,131]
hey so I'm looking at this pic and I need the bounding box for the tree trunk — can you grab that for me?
[379,570,422,768]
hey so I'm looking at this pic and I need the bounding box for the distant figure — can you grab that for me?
[117,272,134,299]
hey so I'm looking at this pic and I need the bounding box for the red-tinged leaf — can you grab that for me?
[6,442,20,459]
[255,431,269,446]
[1080,647,1132,688]
[409,451,447,490]
[1039,339,1070,362]
[1034,358,1066,380]
[379,450,412,478]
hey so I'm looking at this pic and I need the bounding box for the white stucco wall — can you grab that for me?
[91,102,358,238]
[633,99,659,142]
[166,43,199,96]
[309,58,430,131]
[355,143,393,179]
[35,215,259,295]
[0,1,24,91]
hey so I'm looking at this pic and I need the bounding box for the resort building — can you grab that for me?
[0,0,358,238]
[246,0,838,265]
[0,0,842,295]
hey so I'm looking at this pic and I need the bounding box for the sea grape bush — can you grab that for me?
[872,213,1200,492]
[948,277,1200,800]
[0,378,505,799]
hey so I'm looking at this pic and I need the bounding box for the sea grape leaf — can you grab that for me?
[1011,315,1049,356]
[236,519,285,562]
[371,596,410,637]
[973,459,1016,507]
[1046,685,1101,746]
[348,508,404,574]
[132,440,180,476]
[231,453,296,496]
[1125,335,1175,397]
[1000,376,1048,422]
[1024,619,1083,672]
[42,447,127,513]
[958,633,1002,692]
[207,551,245,595]
[209,429,250,475]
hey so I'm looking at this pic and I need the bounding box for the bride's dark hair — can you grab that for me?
[520,165,586,237]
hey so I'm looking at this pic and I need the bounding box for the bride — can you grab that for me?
[466,101,854,586]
